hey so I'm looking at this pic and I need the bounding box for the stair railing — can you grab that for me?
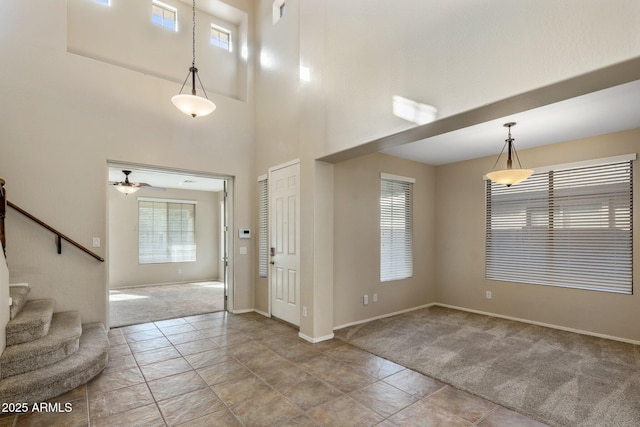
[0,179,104,262]
[1,179,6,258]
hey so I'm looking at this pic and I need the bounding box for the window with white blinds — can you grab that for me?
[258,178,268,278]
[138,199,196,264]
[380,173,414,282]
[486,157,634,294]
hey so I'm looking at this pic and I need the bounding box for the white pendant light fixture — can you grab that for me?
[486,122,533,187]
[172,0,216,118]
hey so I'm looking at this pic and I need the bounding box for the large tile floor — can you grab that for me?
[0,311,548,426]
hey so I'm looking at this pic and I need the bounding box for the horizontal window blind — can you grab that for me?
[258,178,268,278]
[380,174,414,282]
[139,200,196,264]
[486,160,633,294]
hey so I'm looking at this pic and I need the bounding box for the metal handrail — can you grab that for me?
[7,200,104,262]
[1,178,6,258]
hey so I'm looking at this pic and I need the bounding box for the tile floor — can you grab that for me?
[0,311,548,426]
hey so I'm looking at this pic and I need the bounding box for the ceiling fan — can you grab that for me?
[110,170,165,195]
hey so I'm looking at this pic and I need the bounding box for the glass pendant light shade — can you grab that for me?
[486,168,533,186]
[486,122,532,187]
[172,94,216,118]
[114,184,140,195]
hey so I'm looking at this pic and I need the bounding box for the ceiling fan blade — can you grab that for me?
[112,172,165,192]
[135,182,165,191]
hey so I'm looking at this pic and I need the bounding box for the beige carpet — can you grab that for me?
[335,305,640,427]
[109,281,225,328]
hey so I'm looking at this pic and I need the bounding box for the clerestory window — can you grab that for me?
[152,1,177,31]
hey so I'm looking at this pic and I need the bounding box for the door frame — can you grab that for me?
[105,160,235,325]
[267,158,300,324]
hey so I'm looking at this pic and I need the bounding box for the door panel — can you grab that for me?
[288,196,296,253]
[287,270,296,304]
[269,162,300,326]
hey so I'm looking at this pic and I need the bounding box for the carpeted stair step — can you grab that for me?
[8,284,30,320]
[0,322,109,406]
[0,311,82,379]
[6,299,55,346]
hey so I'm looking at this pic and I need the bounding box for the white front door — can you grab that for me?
[269,161,300,326]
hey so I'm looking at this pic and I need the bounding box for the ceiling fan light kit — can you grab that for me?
[111,170,165,195]
[113,170,140,195]
[114,184,140,195]
[486,122,533,187]
[173,0,216,118]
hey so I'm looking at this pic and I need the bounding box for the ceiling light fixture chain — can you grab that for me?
[171,0,216,118]
[192,0,196,67]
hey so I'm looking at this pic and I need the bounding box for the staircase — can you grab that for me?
[0,284,109,405]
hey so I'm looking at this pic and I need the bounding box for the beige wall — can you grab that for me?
[302,0,640,158]
[67,0,248,101]
[253,0,640,339]
[435,128,640,342]
[108,188,220,289]
[253,0,303,317]
[333,153,436,327]
[0,1,255,324]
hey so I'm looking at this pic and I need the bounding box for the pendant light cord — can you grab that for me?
[192,0,196,68]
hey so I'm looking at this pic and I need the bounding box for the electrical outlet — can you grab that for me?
[178,269,182,274]
[92,237,100,248]
[303,306,308,317]
[486,291,492,299]
[373,293,378,303]
[363,295,369,305]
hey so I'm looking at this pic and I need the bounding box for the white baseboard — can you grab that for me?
[332,302,640,346]
[231,308,254,314]
[299,332,335,343]
[249,308,335,343]
[253,309,270,318]
[333,303,436,331]
[434,303,640,346]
